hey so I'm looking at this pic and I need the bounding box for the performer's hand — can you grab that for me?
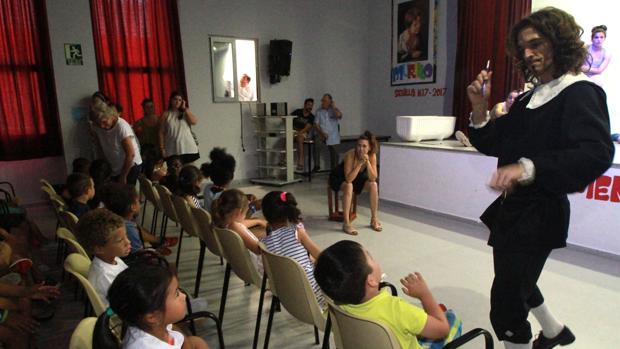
[467,70,492,115]
[489,163,524,192]
[400,272,431,300]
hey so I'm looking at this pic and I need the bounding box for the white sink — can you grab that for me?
[396,115,456,142]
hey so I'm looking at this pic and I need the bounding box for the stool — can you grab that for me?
[327,186,357,222]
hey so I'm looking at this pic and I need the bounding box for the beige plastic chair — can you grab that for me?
[259,244,331,349]
[327,301,401,349]
[213,226,267,348]
[59,210,79,232]
[171,195,203,291]
[57,227,89,260]
[69,317,97,349]
[39,178,56,194]
[154,183,179,238]
[64,253,106,316]
[191,207,224,263]
[138,175,163,233]
[41,185,65,205]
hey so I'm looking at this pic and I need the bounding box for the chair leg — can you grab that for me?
[219,256,224,265]
[204,312,226,349]
[141,199,147,226]
[321,315,332,349]
[314,326,320,344]
[253,274,268,349]
[218,263,231,323]
[327,187,333,217]
[175,228,184,267]
[160,215,168,239]
[263,296,279,349]
[194,240,206,298]
[152,209,159,236]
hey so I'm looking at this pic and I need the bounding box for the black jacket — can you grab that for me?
[469,80,614,251]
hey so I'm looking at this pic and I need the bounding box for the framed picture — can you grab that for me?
[391,0,437,86]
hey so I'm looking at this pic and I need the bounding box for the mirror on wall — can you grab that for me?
[210,36,259,103]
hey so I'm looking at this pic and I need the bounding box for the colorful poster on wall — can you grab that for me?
[391,0,436,86]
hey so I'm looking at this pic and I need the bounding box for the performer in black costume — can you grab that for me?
[466,7,614,349]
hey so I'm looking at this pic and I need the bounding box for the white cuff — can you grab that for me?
[518,157,535,184]
[469,111,491,129]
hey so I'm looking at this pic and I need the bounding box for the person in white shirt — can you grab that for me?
[92,263,209,349]
[159,91,200,164]
[74,209,130,307]
[238,74,256,101]
[91,100,143,185]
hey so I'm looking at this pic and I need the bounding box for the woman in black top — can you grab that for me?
[329,131,381,235]
[467,8,614,349]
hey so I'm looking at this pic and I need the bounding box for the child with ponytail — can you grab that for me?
[259,191,324,307]
[211,189,263,272]
[93,262,208,349]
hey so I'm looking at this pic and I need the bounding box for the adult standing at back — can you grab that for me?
[467,7,614,349]
[314,93,343,171]
[90,101,143,185]
[159,91,200,164]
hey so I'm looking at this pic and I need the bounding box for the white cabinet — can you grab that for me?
[250,115,302,186]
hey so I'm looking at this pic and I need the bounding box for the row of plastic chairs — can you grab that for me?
[58,176,493,349]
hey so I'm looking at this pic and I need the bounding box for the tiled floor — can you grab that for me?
[32,176,620,348]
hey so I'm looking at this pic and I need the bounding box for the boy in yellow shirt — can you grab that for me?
[314,240,453,349]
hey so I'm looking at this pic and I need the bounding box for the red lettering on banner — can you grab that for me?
[585,175,620,202]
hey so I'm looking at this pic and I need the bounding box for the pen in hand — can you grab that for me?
[481,60,491,97]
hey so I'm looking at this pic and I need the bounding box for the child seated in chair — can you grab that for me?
[260,191,323,307]
[201,148,264,228]
[66,173,95,218]
[75,209,131,306]
[0,239,60,348]
[315,240,460,349]
[100,183,177,257]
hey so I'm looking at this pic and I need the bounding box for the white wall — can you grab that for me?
[366,0,458,139]
[532,0,620,133]
[178,0,370,178]
[26,0,371,186]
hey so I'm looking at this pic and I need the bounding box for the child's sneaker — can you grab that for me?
[9,258,33,275]
[156,246,172,256]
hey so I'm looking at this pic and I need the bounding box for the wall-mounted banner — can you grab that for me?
[64,43,83,65]
[391,0,437,86]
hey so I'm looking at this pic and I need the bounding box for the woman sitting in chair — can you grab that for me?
[329,130,381,235]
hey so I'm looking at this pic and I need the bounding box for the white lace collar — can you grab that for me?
[526,73,590,109]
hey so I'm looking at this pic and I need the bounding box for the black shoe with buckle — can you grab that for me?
[532,326,575,349]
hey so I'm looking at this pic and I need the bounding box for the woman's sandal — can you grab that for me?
[342,224,358,236]
[370,219,383,232]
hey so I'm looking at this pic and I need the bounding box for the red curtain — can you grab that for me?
[0,0,62,161]
[90,0,187,124]
[452,0,531,133]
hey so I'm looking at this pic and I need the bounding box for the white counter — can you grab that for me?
[380,141,620,256]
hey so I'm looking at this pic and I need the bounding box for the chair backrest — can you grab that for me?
[258,244,326,330]
[327,302,402,349]
[172,195,199,237]
[59,210,79,232]
[64,253,106,316]
[191,207,222,258]
[69,317,97,349]
[138,175,162,211]
[57,227,90,259]
[41,185,65,204]
[40,179,56,194]
[154,183,178,223]
[213,227,262,287]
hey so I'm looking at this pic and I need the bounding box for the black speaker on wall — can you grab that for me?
[269,39,292,84]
